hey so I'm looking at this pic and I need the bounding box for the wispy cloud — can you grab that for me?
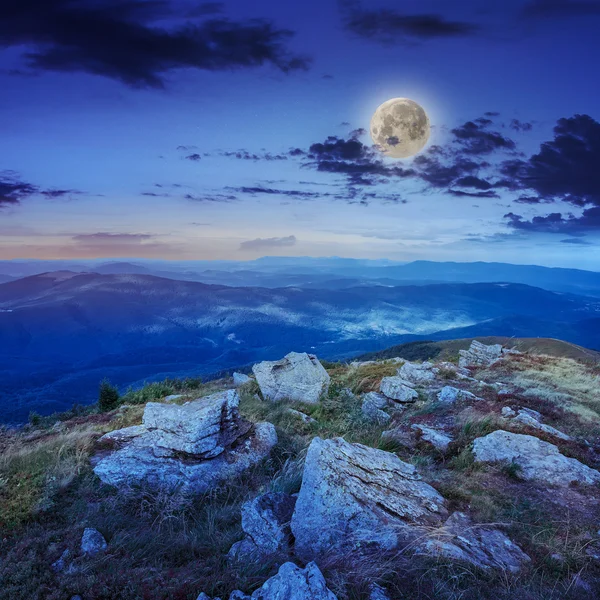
[239,235,297,251]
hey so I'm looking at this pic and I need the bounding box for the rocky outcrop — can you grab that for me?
[228,492,296,561]
[379,377,418,403]
[437,386,480,404]
[93,391,277,492]
[290,437,447,559]
[253,352,330,404]
[419,512,530,572]
[472,430,600,486]
[362,392,392,424]
[459,341,515,369]
[411,424,453,452]
[224,562,338,600]
[81,528,107,556]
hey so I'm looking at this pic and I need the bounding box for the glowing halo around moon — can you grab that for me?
[370,98,430,159]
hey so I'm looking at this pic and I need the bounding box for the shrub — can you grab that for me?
[28,411,42,427]
[98,378,120,412]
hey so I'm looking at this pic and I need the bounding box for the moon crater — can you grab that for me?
[370,98,430,159]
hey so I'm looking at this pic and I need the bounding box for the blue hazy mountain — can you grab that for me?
[1,270,600,422]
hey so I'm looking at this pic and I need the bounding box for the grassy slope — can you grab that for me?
[1,342,599,599]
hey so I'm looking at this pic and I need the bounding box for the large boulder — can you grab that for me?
[459,341,505,369]
[141,390,247,458]
[253,352,330,404]
[93,391,277,492]
[223,562,337,600]
[291,437,447,559]
[228,492,297,561]
[420,512,530,572]
[472,430,600,486]
[379,377,418,403]
[233,373,251,387]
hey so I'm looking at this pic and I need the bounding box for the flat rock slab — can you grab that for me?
[99,425,147,446]
[397,361,436,384]
[233,373,251,387]
[380,377,418,403]
[437,386,480,404]
[459,341,504,369]
[94,422,277,492]
[291,437,447,559]
[253,352,330,404]
[420,512,530,572]
[513,410,571,441]
[473,430,600,486]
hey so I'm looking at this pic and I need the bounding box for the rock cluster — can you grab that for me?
[253,352,330,403]
[290,437,448,558]
[93,390,277,492]
[473,430,600,486]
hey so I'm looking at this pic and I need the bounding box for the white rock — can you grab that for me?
[514,410,571,441]
[228,562,337,600]
[380,377,418,403]
[291,437,447,559]
[81,528,107,556]
[369,584,390,600]
[228,492,297,561]
[397,361,436,384]
[501,407,516,418]
[459,341,504,369]
[253,352,330,404]
[233,373,251,387]
[99,425,147,445]
[437,386,479,404]
[94,422,277,492]
[362,392,391,424]
[411,424,453,452]
[473,430,600,486]
[142,390,244,458]
[420,512,530,572]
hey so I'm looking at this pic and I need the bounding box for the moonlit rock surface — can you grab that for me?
[379,377,418,402]
[252,352,330,404]
[291,437,447,558]
[226,562,338,600]
[370,98,430,158]
[81,528,107,556]
[420,512,530,572]
[411,424,453,452]
[459,341,505,368]
[397,361,436,384]
[437,386,479,404]
[472,430,600,486]
[362,392,391,423]
[233,372,251,387]
[514,410,571,441]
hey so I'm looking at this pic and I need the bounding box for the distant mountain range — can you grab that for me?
[2,257,600,296]
[1,268,600,422]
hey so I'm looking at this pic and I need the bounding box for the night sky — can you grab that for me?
[2,0,600,268]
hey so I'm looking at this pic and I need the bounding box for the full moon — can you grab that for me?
[370,98,430,159]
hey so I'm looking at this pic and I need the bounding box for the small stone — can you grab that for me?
[501,407,516,418]
[51,548,71,573]
[362,392,391,424]
[380,377,418,403]
[233,373,251,387]
[437,386,479,404]
[411,424,453,452]
[81,528,107,556]
[369,583,390,600]
[514,410,571,441]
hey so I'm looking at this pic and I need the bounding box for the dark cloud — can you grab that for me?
[0,0,310,88]
[510,119,533,132]
[72,232,154,244]
[0,171,79,207]
[227,186,325,199]
[501,114,600,206]
[239,235,297,251]
[183,192,237,202]
[560,238,594,245]
[186,153,202,162]
[339,0,478,44]
[221,150,289,161]
[451,120,517,155]
[522,0,600,19]
[484,112,500,117]
[504,206,600,234]
[448,189,500,198]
